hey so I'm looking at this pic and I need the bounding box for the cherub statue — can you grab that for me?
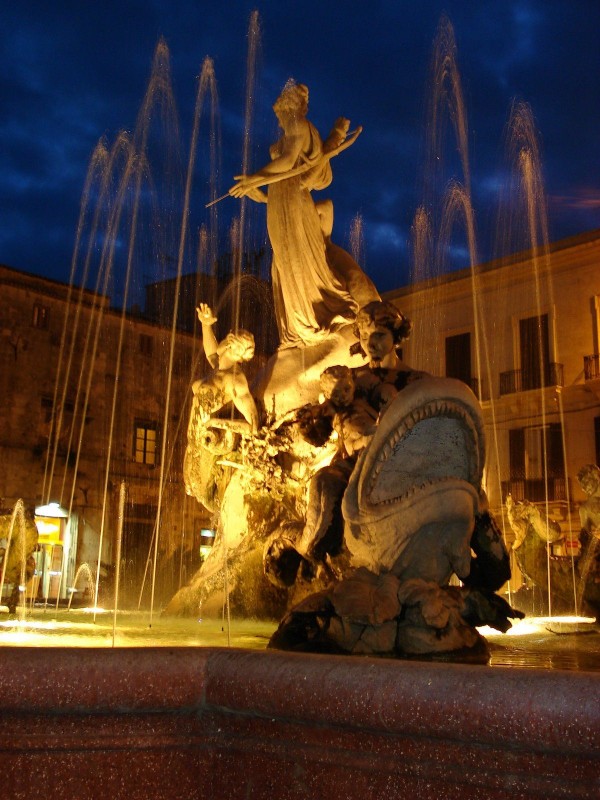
[190,303,259,435]
[295,364,378,559]
[505,494,563,548]
[576,465,600,586]
[184,304,259,506]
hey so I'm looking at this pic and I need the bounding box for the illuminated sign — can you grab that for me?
[35,516,64,545]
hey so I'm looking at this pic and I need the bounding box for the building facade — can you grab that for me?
[2,229,598,607]
[0,264,209,606]
[386,230,600,562]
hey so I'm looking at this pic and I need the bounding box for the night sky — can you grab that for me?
[1,1,599,297]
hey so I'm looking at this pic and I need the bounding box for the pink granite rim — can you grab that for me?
[203,648,600,755]
[0,647,209,711]
[0,646,598,758]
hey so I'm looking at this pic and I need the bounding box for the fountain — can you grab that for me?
[0,501,38,614]
[1,12,599,799]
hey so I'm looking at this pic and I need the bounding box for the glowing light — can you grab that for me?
[36,519,60,535]
[34,503,69,518]
[0,609,277,648]
[479,615,597,637]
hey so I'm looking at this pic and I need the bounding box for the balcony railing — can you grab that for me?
[501,477,569,503]
[584,353,600,381]
[499,363,564,396]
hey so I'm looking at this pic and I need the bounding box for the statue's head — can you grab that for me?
[273,80,309,121]
[320,364,355,408]
[218,329,255,363]
[577,464,600,497]
[352,301,412,362]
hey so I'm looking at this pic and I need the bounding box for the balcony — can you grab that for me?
[584,353,600,381]
[501,477,569,503]
[499,363,564,396]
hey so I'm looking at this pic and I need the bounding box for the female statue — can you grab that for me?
[229,82,375,348]
[350,300,424,414]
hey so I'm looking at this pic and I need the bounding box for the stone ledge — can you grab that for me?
[0,647,597,799]
[204,648,600,753]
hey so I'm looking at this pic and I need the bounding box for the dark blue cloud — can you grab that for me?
[1,0,598,294]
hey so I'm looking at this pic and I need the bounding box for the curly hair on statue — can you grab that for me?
[350,301,412,359]
[273,80,309,118]
[221,330,255,362]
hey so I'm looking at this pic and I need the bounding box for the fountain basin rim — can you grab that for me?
[1,645,598,756]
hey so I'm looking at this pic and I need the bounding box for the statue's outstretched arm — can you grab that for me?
[229,131,304,198]
[197,303,219,368]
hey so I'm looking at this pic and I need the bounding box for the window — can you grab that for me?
[445,332,471,384]
[32,303,49,329]
[519,314,550,390]
[506,423,565,501]
[510,423,564,481]
[134,421,159,465]
[139,334,153,356]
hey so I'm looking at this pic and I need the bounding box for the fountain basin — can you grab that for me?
[0,646,598,799]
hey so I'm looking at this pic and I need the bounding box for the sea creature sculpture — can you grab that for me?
[506,492,600,615]
[270,376,519,660]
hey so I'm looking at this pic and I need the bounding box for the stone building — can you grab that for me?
[0,263,209,606]
[387,229,600,561]
[2,229,598,607]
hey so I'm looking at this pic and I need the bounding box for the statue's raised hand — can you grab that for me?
[196,303,217,326]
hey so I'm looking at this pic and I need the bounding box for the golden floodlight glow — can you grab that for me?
[478,615,597,637]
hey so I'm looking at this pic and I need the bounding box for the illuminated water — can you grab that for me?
[0,608,274,649]
[485,620,600,672]
[0,608,598,673]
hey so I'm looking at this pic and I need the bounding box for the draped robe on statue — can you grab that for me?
[267,121,357,348]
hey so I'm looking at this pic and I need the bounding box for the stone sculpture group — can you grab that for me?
[171,81,524,659]
[506,465,600,616]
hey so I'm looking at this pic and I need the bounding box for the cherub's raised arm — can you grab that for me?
[197,303,219,368]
